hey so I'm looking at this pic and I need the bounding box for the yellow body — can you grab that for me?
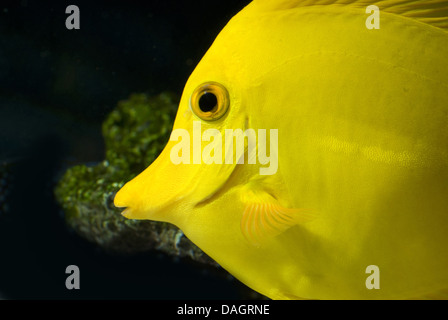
[115,0,448,299]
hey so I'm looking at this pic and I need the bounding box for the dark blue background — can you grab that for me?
[0,0,253,299]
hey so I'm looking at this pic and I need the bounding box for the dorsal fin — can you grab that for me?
[248,0,448,32]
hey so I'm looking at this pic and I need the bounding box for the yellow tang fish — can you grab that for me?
[115,0,448,299]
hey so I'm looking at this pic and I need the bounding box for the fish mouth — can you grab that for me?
[118,206,132,218]
[114,163,238,220]
[113,184,143,220]
[121,207,140,219]
[113,192,132,217]
[114,191,177,221]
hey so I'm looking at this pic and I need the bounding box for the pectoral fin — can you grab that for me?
[240,189,314,245]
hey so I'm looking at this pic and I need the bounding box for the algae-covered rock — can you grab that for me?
[55,93,217,266]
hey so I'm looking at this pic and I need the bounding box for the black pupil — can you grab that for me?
[198,92,218,112]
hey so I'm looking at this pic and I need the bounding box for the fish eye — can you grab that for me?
[190,82,229,121]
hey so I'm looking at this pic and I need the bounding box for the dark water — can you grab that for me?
[0,0,252,299]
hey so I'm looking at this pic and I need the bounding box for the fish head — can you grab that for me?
[113,44,259,237]
[114,5,287,283]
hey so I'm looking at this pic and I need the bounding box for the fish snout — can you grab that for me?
[114,176,179,221]
[113,180,145,219]
[113,143,196,222]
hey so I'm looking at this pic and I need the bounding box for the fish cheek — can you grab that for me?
[185,187,246,250]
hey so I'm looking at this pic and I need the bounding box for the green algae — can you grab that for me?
[102,93,176,177]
